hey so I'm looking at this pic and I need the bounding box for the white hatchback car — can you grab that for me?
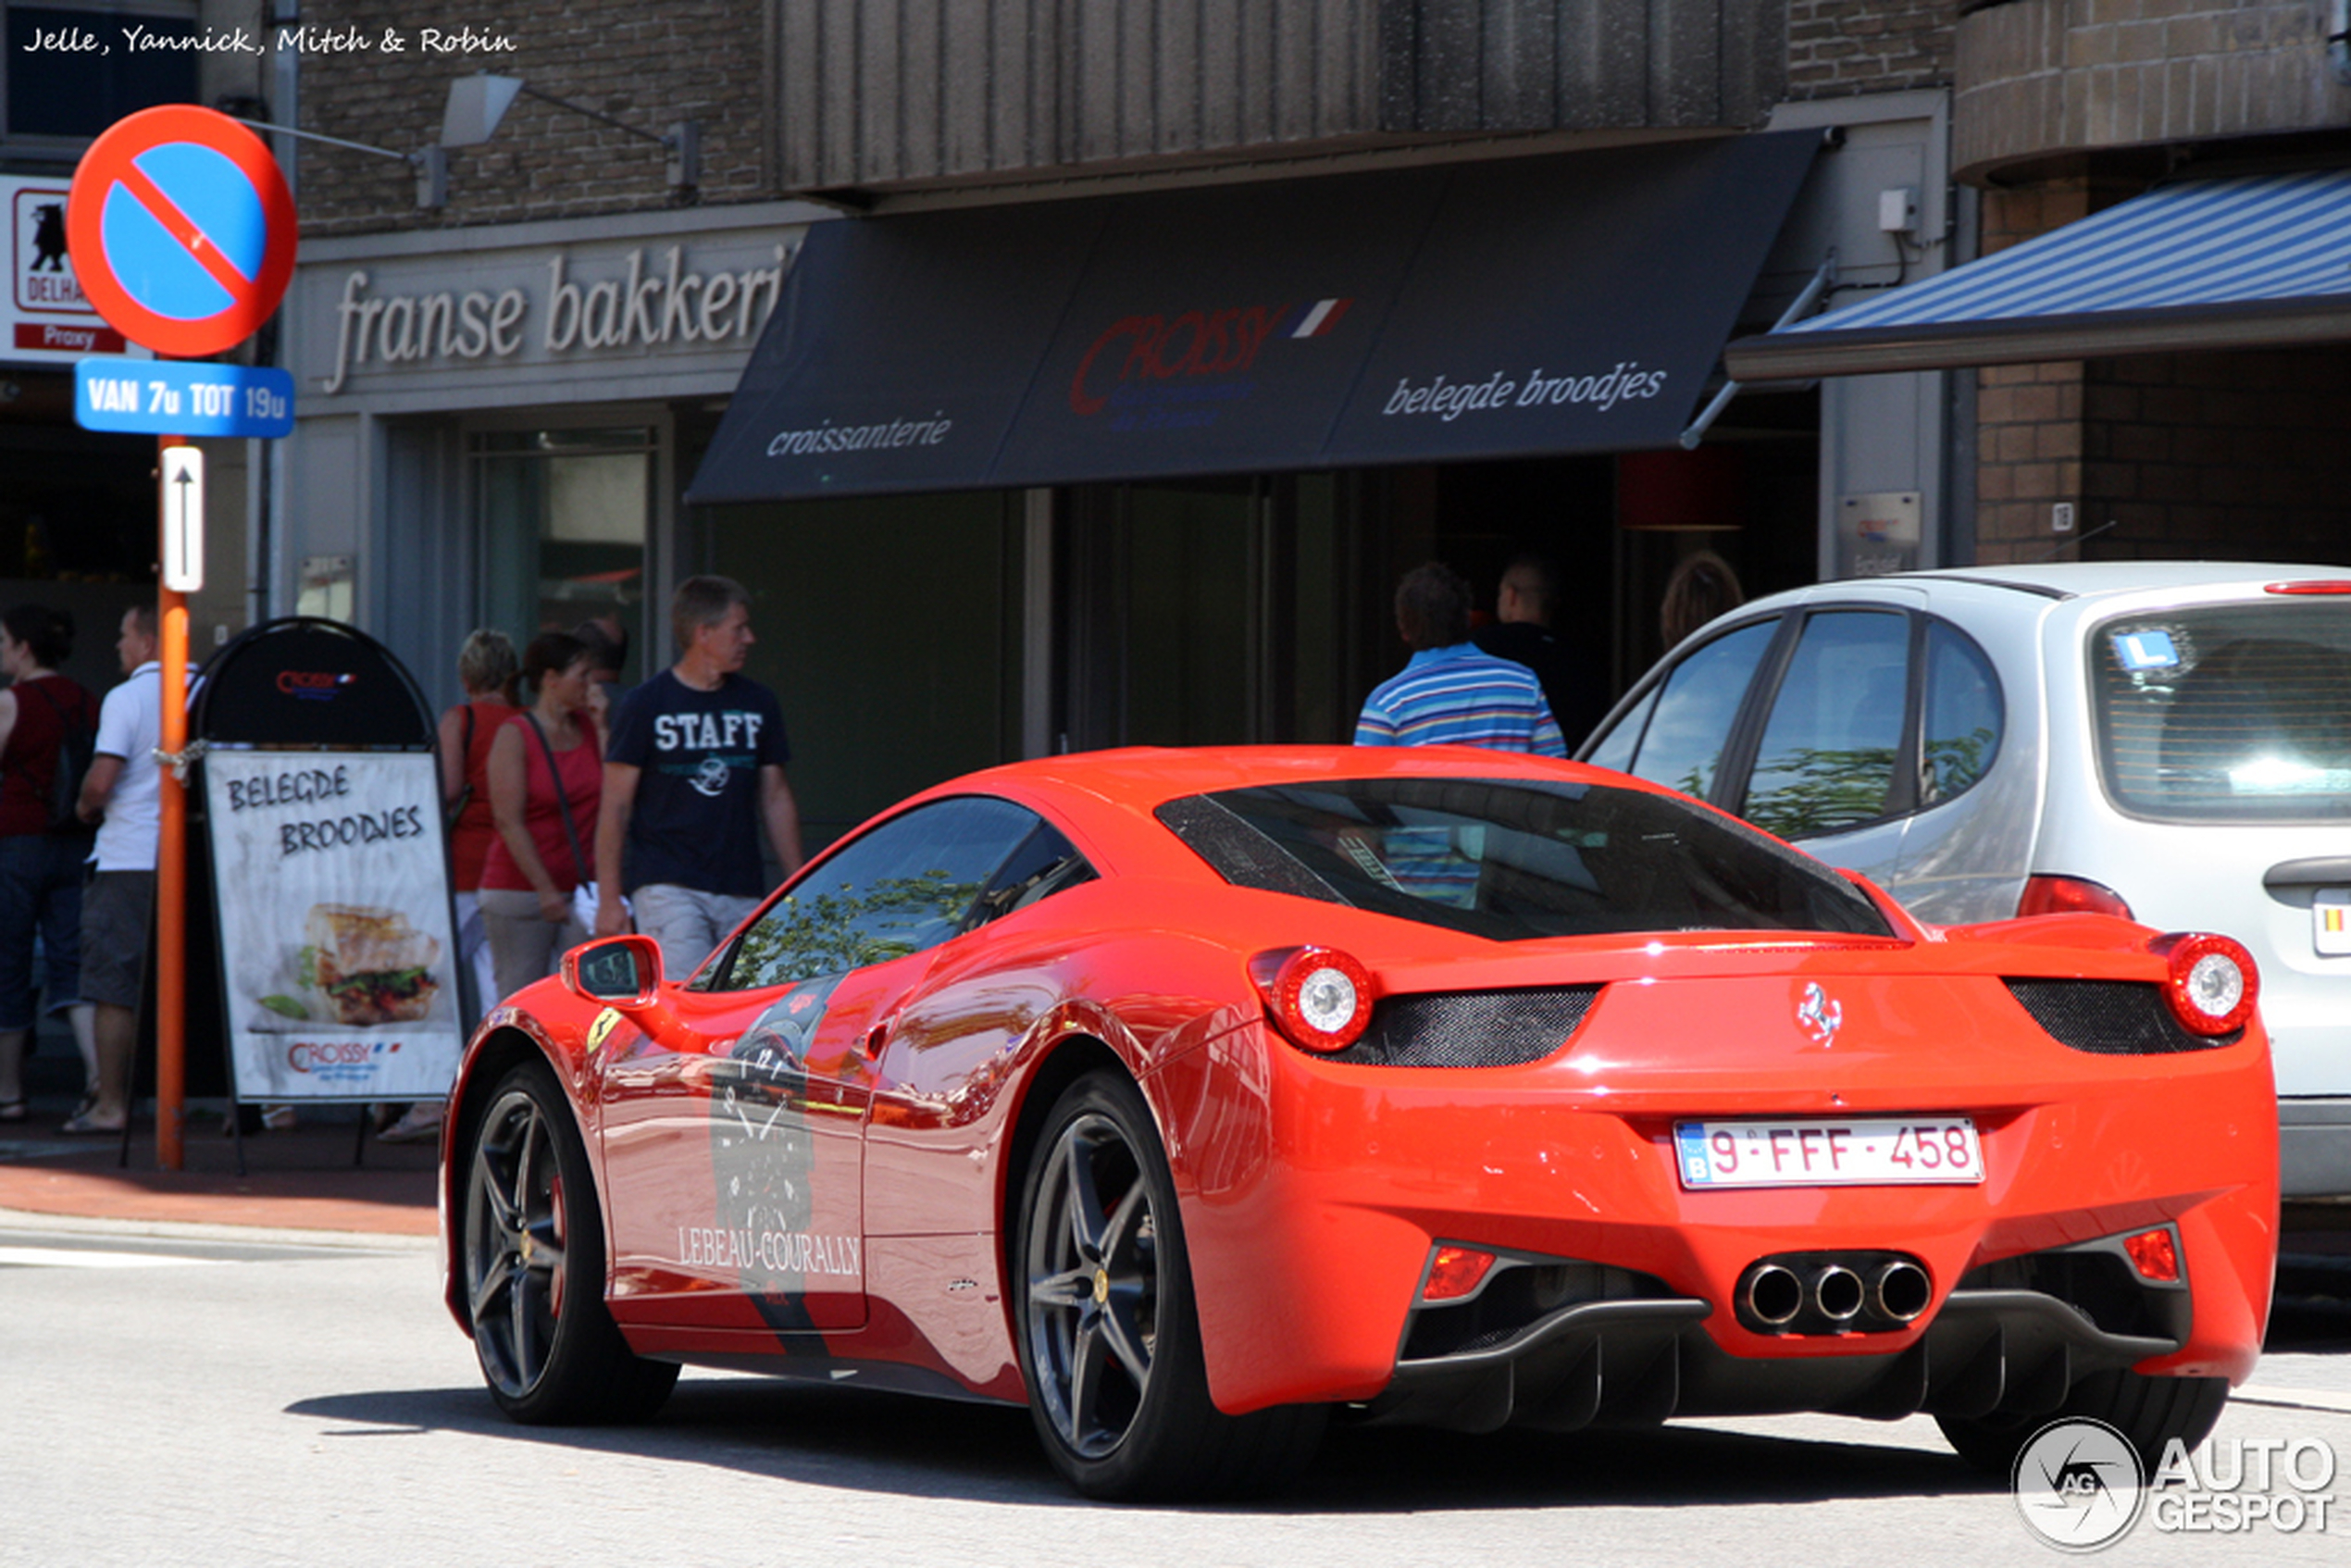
[1583,561,2351,1198]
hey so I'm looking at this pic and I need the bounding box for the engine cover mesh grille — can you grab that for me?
[1333,986,1599,1068]
[2002,978,2237,1055]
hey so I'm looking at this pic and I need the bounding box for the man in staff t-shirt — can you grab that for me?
[593,576,803,978]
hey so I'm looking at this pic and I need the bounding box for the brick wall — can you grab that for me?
[1972,176,2351,567]
[1785,0,1957,99]
[2077,350,2351,563]
[1957,0,2351,181]
[1971,177,2093,561]
[289,0,770,236]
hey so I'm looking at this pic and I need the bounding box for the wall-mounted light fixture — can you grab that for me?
[228,117,448,209]
[230,73,700,211]
[440,73,700,192]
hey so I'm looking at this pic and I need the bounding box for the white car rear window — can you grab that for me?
[2091,601,2351,821]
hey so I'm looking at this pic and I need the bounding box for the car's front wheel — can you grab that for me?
[1937,1369,2229,1476]
[1014,1068,1323,1500]
[462,1061,678,1424]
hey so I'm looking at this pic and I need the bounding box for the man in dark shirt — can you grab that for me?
[1473,554,1608,752]
[593,577,804,977]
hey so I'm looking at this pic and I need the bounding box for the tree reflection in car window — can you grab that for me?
[1742,611,1908,839]
[1922,621,2002,804]
[1629,619,1776,800]
[708,797,1050,990]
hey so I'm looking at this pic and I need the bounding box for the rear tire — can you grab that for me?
[462,1062,678,1424]
[1013,1069,1324,1500]
[1937,1370,2229,1476]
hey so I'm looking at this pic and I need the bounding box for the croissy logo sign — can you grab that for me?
[1067,298,1350,418]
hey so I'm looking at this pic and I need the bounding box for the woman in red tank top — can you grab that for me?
[436,630,517,1018]
[479,631,603,1005]
[379,630,520,1144]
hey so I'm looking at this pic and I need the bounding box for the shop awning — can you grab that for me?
[1724,168,2351,381]
[687,133,1821,503]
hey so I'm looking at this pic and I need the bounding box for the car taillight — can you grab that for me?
[1422,1245,1497,1302]
[2017,874,2133,920]
[2149,931,2258,1036]
[1250,946,1375,1053]
[2264,580,2351,595]
[2123,1226,2183,1284]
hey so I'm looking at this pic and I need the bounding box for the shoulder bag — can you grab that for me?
[521,711,628,933]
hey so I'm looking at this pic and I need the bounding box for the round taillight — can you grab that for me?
[1256,946,1375,1053]
[2150,932,2258,1037]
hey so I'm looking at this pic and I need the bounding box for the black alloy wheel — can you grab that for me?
[463,1062,678,1424]
[1014,1069,1323,1500]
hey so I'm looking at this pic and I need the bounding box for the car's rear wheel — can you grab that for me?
[1937,1369,2229,1476]
[463,1061,678,1424]
[1014,1069,1323,1500]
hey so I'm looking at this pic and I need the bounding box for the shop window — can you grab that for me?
[472,428,650,677]
[5,4,197,141]
[1741,611,1909,840]
[701,487,1018,853]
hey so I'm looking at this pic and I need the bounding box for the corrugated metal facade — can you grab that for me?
[777,1,1789,193]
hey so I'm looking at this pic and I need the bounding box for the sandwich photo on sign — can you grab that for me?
[289,903,442,1026]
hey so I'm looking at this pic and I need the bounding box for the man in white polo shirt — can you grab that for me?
[61,605,191,1135]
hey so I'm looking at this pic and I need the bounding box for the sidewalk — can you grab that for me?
[0,1099,441,1238]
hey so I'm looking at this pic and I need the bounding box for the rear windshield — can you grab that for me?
[1155,777,1894,942]
[2091,601,2351,822]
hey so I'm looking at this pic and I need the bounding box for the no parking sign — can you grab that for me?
[66,105,296,358]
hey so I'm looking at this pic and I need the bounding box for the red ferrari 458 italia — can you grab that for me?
[439,747,2277,1500]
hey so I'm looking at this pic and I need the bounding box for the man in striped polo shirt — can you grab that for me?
[1355,563,1567,755]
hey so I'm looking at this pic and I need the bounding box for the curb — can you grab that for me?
[0,1204,438,1251]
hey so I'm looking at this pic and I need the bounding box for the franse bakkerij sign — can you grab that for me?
[688,132,1822,504]
[318,243,792,392]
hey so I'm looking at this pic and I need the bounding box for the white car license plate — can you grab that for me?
[1674,1117,1985,1189]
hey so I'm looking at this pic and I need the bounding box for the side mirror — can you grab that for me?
[562,934,665,1007]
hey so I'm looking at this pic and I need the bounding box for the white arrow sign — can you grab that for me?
[161,444,203,592]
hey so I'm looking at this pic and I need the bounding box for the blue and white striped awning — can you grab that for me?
[1725,168,2351,380]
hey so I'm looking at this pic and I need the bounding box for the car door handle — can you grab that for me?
[2264,857,2351,890]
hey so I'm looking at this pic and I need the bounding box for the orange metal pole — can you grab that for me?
[156,436,188,1171]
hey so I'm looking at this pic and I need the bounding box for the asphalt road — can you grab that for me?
[5,1218,2349,1568]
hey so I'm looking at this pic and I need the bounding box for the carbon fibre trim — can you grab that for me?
[1332,986,1600,1068]
[2003,978,2239,1055]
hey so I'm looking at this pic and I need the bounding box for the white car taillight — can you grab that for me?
[2017,874,2133,921]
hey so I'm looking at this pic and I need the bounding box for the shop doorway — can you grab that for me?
[691,489,1026,853]
[1055,472,1366,753]
[472,427,653,683]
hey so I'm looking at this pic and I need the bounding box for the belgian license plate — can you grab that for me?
[1673,1117,1985,1189]
[2314,889,2351,957]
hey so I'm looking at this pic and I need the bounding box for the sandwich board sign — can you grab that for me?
[192,619,460,1106]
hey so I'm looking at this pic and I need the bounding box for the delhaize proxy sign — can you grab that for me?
[66,104,296,358]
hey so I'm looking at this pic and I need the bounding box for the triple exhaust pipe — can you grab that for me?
[1738,1253,1933,1334]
